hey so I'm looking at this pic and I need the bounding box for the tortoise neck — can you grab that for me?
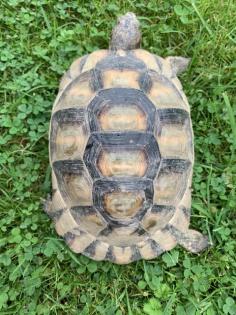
[110,12,141,51]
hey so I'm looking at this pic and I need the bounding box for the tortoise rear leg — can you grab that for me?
[167,224,210,253]
[42,192,65,222]
[42,193,53,215]
[43,171,67,221]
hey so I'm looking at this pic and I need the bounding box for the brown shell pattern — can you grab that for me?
[47,49,208,264]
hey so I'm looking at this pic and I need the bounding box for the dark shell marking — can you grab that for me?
[83,132,160,180]
[87,88,156,132]
[48,49,209,264]
[96,54,146,71]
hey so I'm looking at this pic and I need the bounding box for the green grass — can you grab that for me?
[0,0,236,314]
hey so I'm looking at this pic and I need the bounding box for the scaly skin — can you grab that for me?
[110,12,141,50]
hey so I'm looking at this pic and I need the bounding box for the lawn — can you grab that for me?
[0,0,236,314]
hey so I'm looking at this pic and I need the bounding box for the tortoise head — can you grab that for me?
[110,12,141,50]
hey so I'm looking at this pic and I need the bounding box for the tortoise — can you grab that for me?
[45,12,209,264]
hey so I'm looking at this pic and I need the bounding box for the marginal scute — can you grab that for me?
[168,77,190,112]
[59,71,71,91]
[47,172,66,213]
[171,77,183,91]
[67,230,96,253]
[133,49,161,72]
[138,239,162,259]
[68,56,83,79]
[87,240,109,261]
[96,53,146,71]
[82,50,108,72]
[55,209,78,236]
[98,225,148,247]
[112,246,134,264]
[169,206,190,231]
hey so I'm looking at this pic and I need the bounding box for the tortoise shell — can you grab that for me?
[45,13,209,264]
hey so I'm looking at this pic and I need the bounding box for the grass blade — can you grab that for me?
[223,92,236,162]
